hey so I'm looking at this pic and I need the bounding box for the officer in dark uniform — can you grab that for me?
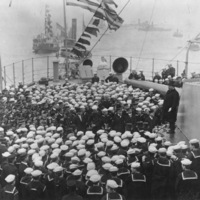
[111,109,125,133]
[175,159,200,200]
[105,73,114,83]
[162,80,180,134]
[91,73,100,84]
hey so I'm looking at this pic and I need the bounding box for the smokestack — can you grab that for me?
[71,18,77,40]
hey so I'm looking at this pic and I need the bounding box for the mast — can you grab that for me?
[0,56,2,92]
[185,41,192,78]
[63,0,69,77]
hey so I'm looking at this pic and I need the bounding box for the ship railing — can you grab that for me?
[1,55,200,89]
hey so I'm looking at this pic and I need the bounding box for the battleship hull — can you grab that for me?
[33,43,59,54]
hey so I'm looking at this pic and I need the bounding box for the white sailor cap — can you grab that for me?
[53,166,63,173]
[47,162,59,170]
[148,146,157,153]
[2,152,11,158]
[109,166,118,172]
[115,159,123,165]
[34,160,43,167]
[158,148,167,153]
[106,180,118,189]
[83,157,93,164]
[72,169,82,176]
[8,146,15,153]
[86,170,98,178]
[24,168,34,174]
[189,139,199,144]
[181,159,192,166]
[131,162,140,168]
[90,174,101,183]
[120,139,129,147]
[137,137,146,143]
[60,145,68,151]
[5,174,15,183]
[102,163,112,170]
[31,170,42,177]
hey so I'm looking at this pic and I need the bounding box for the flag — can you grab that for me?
[71,48,84,57]
[78,37,91,45]
[102,3,124,30]
[92,19,100,26]
[85,26,99,37]
[82,33,91,38]
[75,43,87,51]
[77,0,100,7]
[103,0,118,8]
[67,2,105,19]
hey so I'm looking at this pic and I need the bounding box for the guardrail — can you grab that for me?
[1,55,199,89]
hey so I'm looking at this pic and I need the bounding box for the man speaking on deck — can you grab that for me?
[162,80,180,134]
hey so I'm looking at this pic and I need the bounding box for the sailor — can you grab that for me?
[0,174,19,200]
[19,167,33,200]
[151,148,173,200]
[27,170,47,200]
[61,180,83,200]
[187,139,200,176]
[128,70,139,80]
[86,174,105,200]
[153,72,162,82]
[175,159,200,200]
[124,162,147,200]
[105,72,114,83]
[1,153,18,187]
[101,180,126,200]
[91,73,100,84]
[53,166,67,200]
[109,166,124,195]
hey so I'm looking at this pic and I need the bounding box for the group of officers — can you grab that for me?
[0,80,199,200]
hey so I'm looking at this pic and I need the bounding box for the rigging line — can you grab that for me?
[169,44,187,62]
[80,0,131,64]
[136,0,157,69]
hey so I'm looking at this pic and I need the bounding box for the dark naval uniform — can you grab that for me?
[162,87,180,133]
[188,149,200,176]
[86,185,104,200]
[19,175,32,200]
[27,179,46,200]
[101,192,126,200]
[0,184,19,200]
[124,173,147,200]
[175,170,199,200]
[151,157,172,200]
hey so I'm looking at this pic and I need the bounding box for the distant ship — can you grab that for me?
[173,30,183,38]
[33,5,59,54]
[189,43,200,51]
[131,19,171,32]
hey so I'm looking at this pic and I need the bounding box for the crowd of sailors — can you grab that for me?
[0,79,199,200]
[128,64,183,88]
